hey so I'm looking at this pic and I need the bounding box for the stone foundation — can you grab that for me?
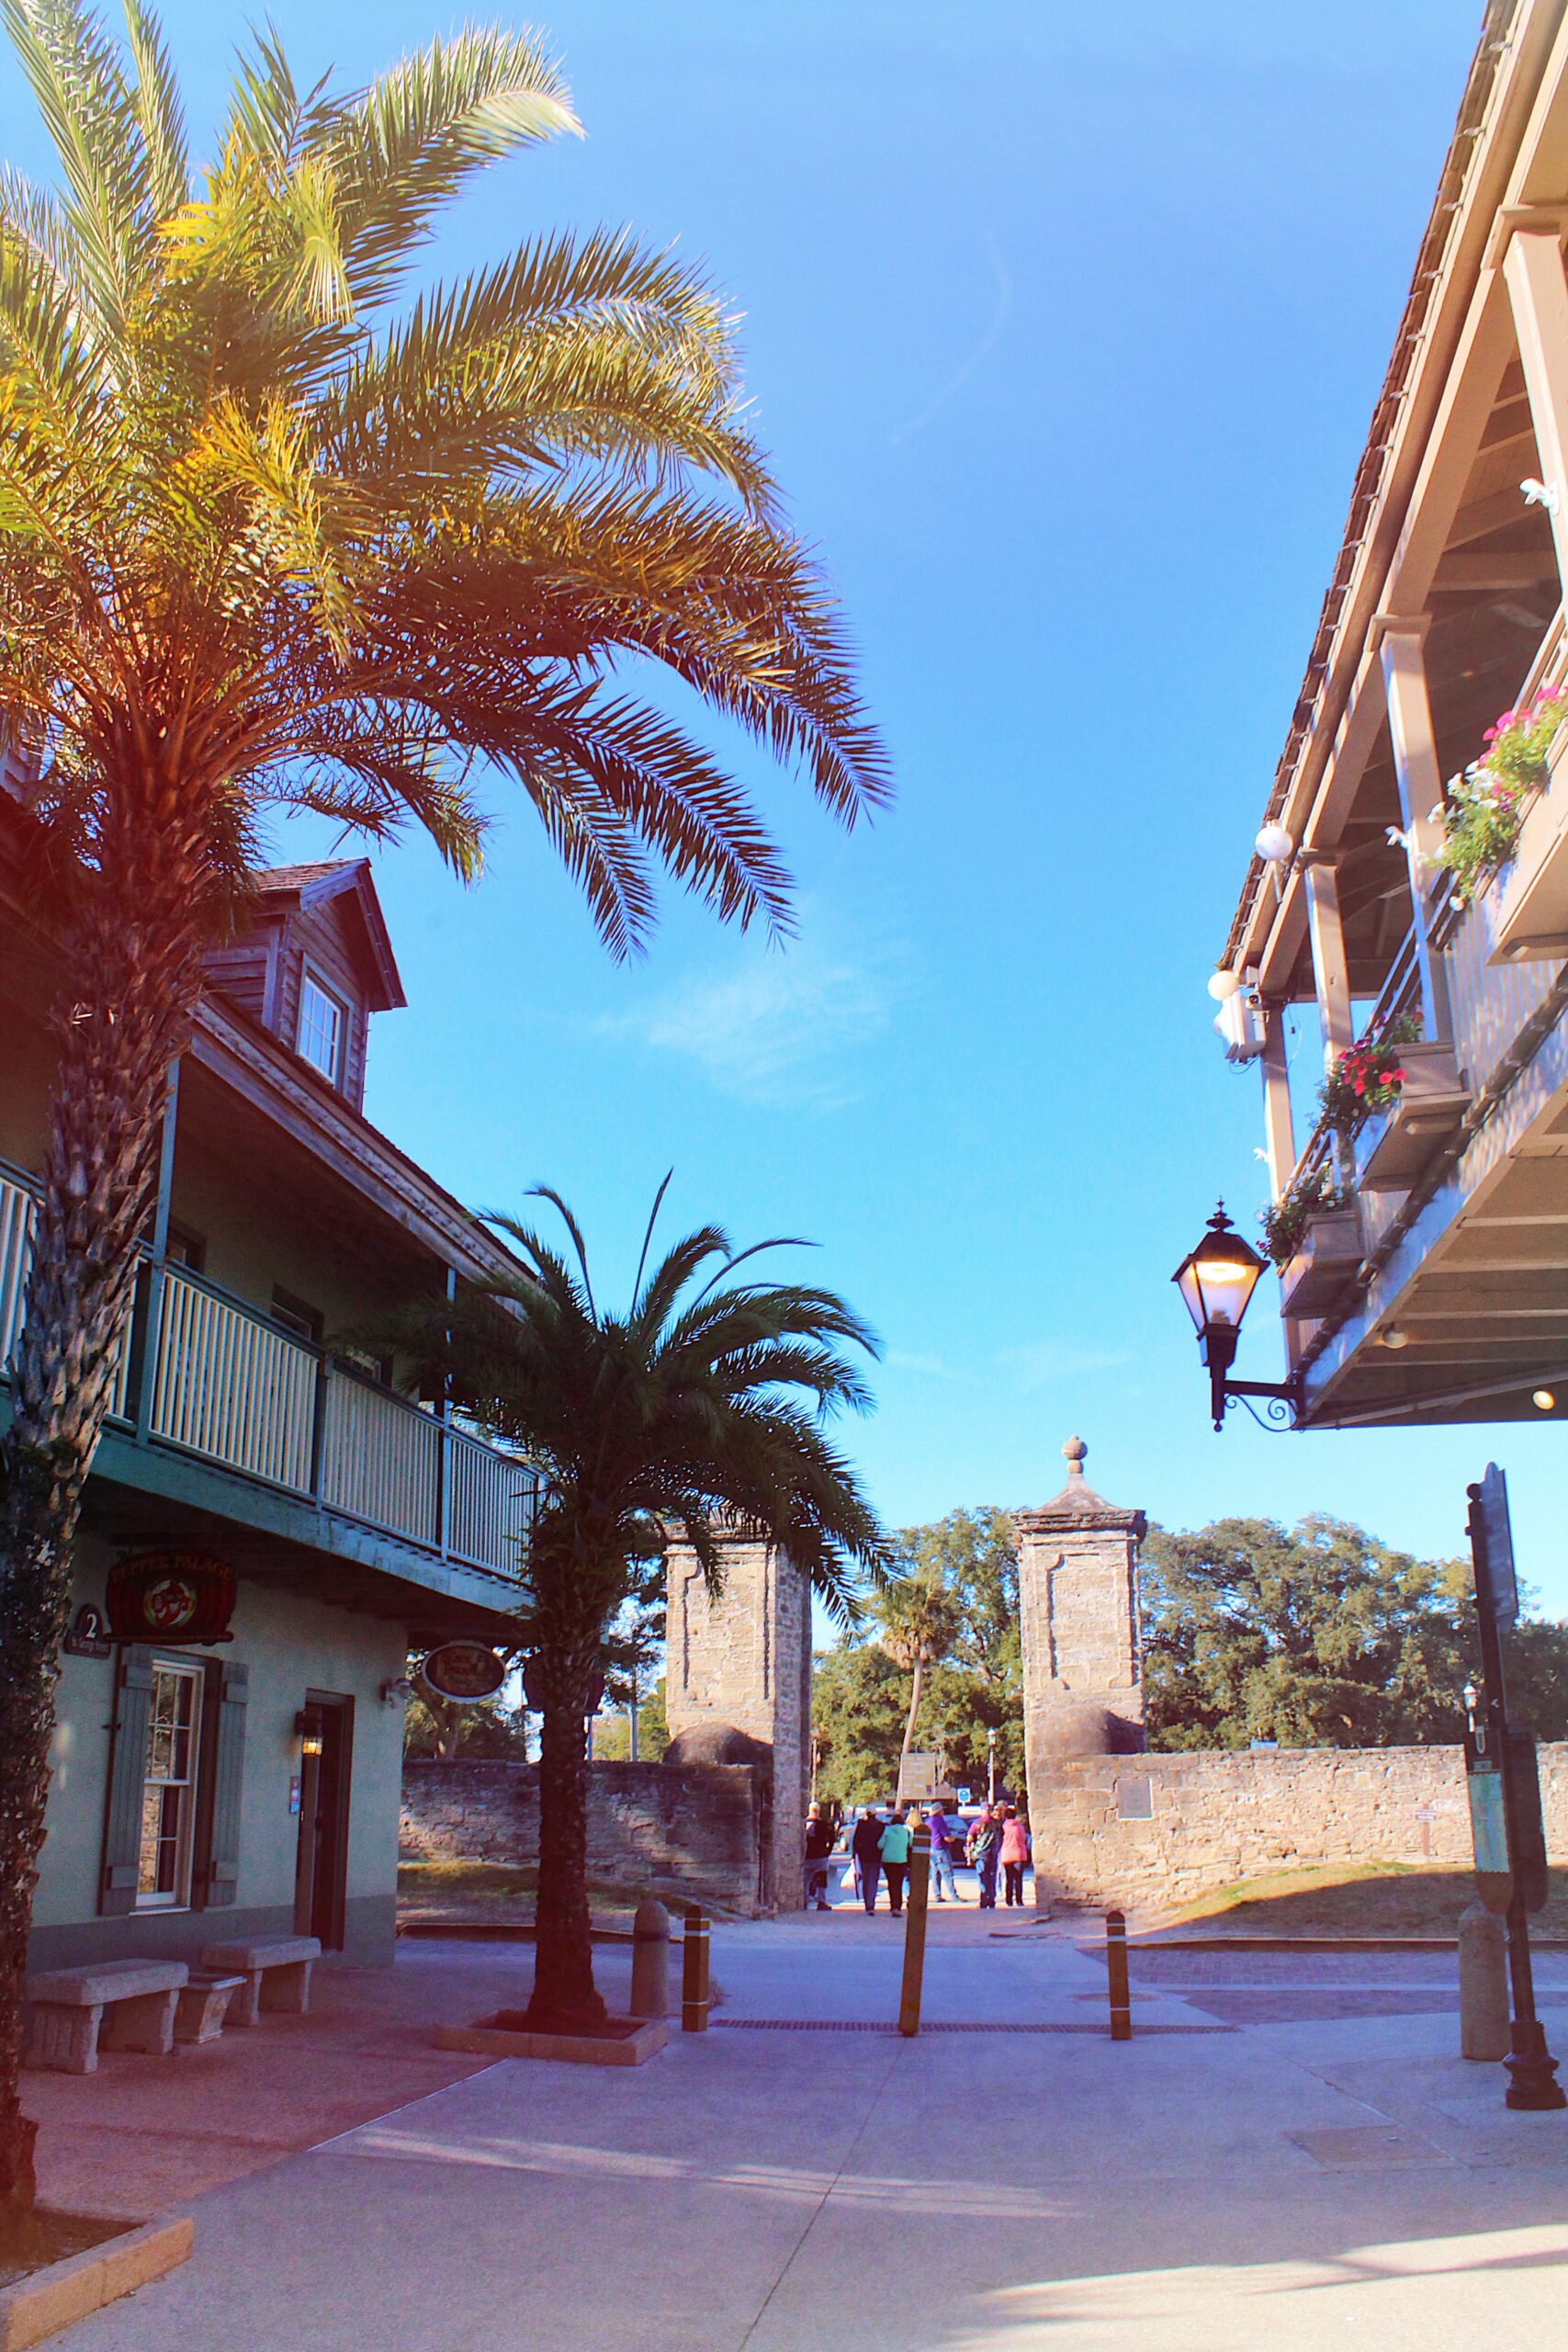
[1032,1741,1568,1912]
[401,1758,768,1915]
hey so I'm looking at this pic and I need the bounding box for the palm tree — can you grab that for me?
[381,1183,888,2033]
[874,1570,962,1795]
[0,0,886,2213]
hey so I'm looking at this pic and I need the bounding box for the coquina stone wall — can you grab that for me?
[1032,1742,1568,1912]
[664,1533,811,1909]
[401,1758,768,1915]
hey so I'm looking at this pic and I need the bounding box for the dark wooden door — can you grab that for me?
[293,1690,353,1949]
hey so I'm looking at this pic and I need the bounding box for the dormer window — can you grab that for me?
[297,968,345,1087]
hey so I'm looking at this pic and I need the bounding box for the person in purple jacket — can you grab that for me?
[924,1803,959,1903]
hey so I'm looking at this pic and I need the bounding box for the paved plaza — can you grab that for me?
[26,1908,1568,2351]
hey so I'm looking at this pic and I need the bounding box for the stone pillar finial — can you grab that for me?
[1063,1435,1087,1473]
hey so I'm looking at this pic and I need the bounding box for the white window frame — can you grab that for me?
[296,967,346,1088]
[136,1657,205,1911]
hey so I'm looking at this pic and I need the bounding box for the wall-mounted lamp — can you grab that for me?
[1533,1388,1556,1412]
[294,1710,324,1757]
[381,1677,415,1708]
[1172,1204,1300,1431]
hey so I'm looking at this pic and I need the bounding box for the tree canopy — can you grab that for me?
[813,1507,1024,1804]
[1142,1514,1568,1750]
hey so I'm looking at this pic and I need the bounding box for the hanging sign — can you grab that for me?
[420,1641,507,1704]
[106,1552,236,1645]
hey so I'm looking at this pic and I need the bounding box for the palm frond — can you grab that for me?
[120,0,186,219]
[318,26,580,312]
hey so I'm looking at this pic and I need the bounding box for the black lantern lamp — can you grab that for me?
[1172,1204,1297,1430]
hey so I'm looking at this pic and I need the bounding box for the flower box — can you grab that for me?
[1354,1044,1471,1193]
[1490,723,1568,964]
[1277,1206,1362,1319]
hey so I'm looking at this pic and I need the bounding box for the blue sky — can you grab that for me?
[15,0,1568,1606]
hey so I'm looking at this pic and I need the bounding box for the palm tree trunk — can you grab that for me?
[0,849,205,2222]
[521,1631,606,2033]
[897,1657,924,1797]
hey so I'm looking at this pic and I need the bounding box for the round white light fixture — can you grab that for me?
[1256,822,1294,865]
[1533,1387,1556,1411]
[1380,1327,1409,1351]
[1208,968,1242,1002]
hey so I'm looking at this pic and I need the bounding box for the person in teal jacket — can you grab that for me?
[879,1808,912,1916]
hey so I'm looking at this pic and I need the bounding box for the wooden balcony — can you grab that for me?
[0,1162,535,1587]
[1277,869,1568,1425]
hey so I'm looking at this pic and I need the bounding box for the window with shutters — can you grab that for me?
[136,1659,205,1908]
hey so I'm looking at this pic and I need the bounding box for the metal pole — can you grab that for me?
[1105,1908,1132,2041]
[897,1828,931,2038]
[1467,1482,1564,2111]
[987,1728,997,1805]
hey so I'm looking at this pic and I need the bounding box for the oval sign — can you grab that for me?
[421,1641,507,1703]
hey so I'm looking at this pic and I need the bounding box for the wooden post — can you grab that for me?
[1503,228,1568,595]
[1303,859,1356,1186]
[1105,1906,1132,2041]
[1303,861,1354,1069]
[682,1905,710,2033]
[1258,1003,1296,1200]
[897,1826,931,2039]
[1377,619,1454,1041]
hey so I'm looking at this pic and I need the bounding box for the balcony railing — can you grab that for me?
[0,1163,534,1585]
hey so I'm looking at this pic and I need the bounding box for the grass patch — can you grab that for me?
[398,1860,639,1919]
[1168,1860,1568,1939]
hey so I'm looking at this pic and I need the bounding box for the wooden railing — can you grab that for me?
[0,1163,534,1584]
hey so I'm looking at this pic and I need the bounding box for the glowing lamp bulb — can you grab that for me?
[1381,1327,1409,1351]
[1208,968,1242,1002]
[1533,1388,1556,1411]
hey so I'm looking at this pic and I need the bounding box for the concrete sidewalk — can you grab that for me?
[44,1917,1568,2351]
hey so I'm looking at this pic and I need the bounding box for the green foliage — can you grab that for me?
[1317,1013,1420,1135]
[0,0,888,960]
[811,1641,908,1804]
[1259,1162,1351,1269]
[403,1690,527,1759]
[1142,1514,1568,1749]
[1435,685,1568,905]
[592,1673,669,1761]
[812,1507,1025,1804]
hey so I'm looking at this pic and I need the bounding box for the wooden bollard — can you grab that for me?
[898,1827,931,2038]
[682,1905,710,2033]
[1105,1907,1132,2041]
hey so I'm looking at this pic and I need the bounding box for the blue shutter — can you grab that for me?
[99,1646,154,1916]
[201,1660,248,1907]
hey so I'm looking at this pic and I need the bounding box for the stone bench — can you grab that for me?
[174,1972,245,2045]
[25,1959,189,2075]
[199,1935,321,2026]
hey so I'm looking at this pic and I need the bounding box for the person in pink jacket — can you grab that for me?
[998,1806,1031,1907]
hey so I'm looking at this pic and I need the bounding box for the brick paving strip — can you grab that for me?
[711,2018,1237,2034]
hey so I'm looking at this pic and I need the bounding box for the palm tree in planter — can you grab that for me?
[0,0,886,2213]
[874,1569,962,1796]
[381,1185,888,2033]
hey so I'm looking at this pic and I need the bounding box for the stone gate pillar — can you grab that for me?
[663,1530,810,1912]
[1016,1436,1146,1772]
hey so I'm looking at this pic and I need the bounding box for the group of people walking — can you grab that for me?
[804,1799,1031,1913]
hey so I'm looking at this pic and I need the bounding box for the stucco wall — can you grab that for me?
[1031,1741,1568,1911]
[33,1536,406,1968]
[401,1757,768,1914]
